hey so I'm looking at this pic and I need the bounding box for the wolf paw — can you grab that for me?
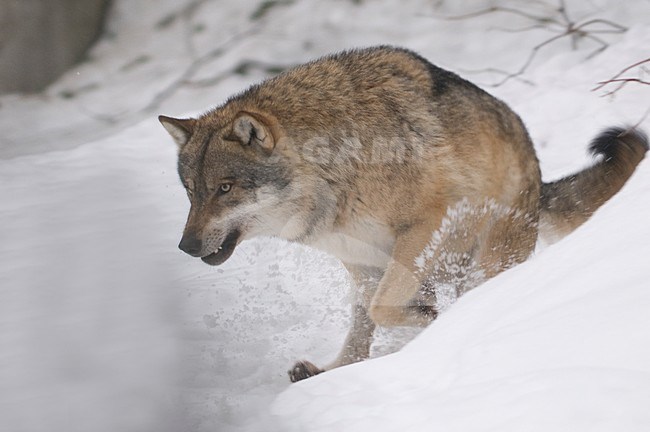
[288,360,323,383]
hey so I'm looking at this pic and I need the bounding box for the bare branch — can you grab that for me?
[557,0,571,23]
[594,78,650,96]
[631,105,650,131]
[485,30,568,87]
[596,57,650,85]
[436,0,628,87]
[489,24,550,33]
[573,18,628,33]
[600,78,650,86]
[442,6,561,26]
[592,57,650,95]
[456,67,535,87]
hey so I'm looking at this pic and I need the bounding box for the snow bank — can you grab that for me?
[0,123,186,431]
[273,157,650,431]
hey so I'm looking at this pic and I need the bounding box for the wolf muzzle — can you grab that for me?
[178,230,241,266]
[178,234,203,257]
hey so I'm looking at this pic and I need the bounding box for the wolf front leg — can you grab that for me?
[288,264,382,383]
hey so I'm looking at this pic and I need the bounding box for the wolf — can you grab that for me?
[159,46,648,382]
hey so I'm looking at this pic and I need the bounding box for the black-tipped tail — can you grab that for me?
[539,126,648,243]
[589,126,649,162]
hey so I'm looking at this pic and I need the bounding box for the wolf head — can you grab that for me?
[159,111,329,266]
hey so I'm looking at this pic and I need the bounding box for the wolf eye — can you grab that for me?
[219,183,232,194]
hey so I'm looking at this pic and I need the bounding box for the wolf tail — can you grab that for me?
[539,126,648,243]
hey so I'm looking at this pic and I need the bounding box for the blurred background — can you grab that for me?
[0,0,111,93]
[0,1,648,431]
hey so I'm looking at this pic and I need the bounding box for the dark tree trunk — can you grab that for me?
[0,0,112,94]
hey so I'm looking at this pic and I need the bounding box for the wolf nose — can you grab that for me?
[178,235,203,257]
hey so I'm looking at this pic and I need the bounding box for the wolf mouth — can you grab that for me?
[201,230,241,266]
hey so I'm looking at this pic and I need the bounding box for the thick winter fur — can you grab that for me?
[539,127,648,242]
[159,46,647,383]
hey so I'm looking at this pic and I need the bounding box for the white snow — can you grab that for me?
[1,1,649,431]
[274,164,650,432]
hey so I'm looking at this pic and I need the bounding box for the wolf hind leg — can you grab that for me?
[368,220,449,327]
[475,203,538,281]
[369,202,492,327]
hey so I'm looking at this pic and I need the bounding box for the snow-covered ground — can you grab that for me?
[1,1,649,431]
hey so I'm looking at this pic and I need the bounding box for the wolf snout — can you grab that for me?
[178,234,203,257]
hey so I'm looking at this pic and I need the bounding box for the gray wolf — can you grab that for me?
[159,46,648,382]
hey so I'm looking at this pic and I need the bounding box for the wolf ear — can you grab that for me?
[158,115,196,149]
[227,112,275,153]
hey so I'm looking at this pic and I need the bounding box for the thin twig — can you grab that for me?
[594,78,650,96]
[456,67,535,87]
[575,18,628,33]
[489,24,550,33]
[598,77,650,86]
[592,57,650,95]
[437,0,628,87]
[631,105,650,131]
[442,6,560,26]
[489,30,569,87]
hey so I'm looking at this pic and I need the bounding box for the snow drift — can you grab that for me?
[1,0,649,431]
